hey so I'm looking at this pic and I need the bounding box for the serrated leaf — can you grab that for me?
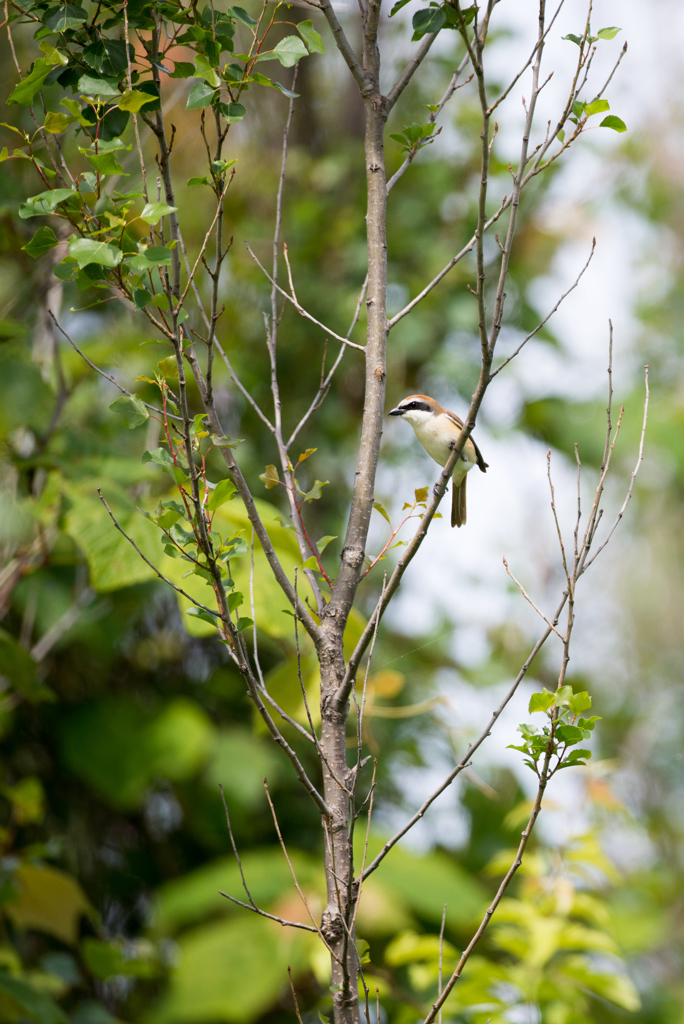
[207,478,236,510]
[23,226,59,258]
[140,202,177,225]
[43,111,73,134]
[187,606,219,625]
[412,6,445,39]
[68,237,122,269]
[119,89,153,112]
[297,19,324,53]
[600,114,627,133]
[157,356,178,378]
[597,25,621,40]
[77,74,121,99]
[127,246,173,271]
[170,61,195,79]
[186,81,216,109]
[259,464,280,489]
[303,479,328,502]
[44,2,87,31]
[553,684,573,707]
[529,689,555,714]
[373,502,390,523]
[586,98,610,117]
[211,434,243,448]
[8,58,57,106]
[555,723,584,745]
[194,54,221,87]
[229,5,258,26]
[272,35,309,67]
[568,691,592,713]
[109,394,148,428]
[216,101,246,122]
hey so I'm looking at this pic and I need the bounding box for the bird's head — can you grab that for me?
[388,394,440,426]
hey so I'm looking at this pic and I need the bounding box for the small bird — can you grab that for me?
[389,394,488,528]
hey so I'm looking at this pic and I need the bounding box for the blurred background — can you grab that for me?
[1,0,683,1022]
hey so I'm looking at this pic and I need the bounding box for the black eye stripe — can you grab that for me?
[403,401,431,412]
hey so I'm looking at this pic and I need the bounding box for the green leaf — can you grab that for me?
[412,6,445,39]
[586,98,610,116]
[259,464,280,489]
[187,175,211,187]
[272,81,299,99]
[86,151,124,175]
[297,19,324,53]
[373,501,391,523]
[553,684,574,707]
[118,89,153,112]
[170,61,195,78]
[236,617,253,632]
[529,689,555,714]
[555,723,584,745]
[186,81,216,108]
[109,394,149,429]
[272,35,309,67]
[207,478,237,510]
[8,58,57,106]
[303,479,328,503]
[414,486,429,503]
[597,25,621,40]
[0,627,55,703]
[187,606,219,625]
[44,3,87,31]
[82,938,157,980]
[216,101,246,122]
[563,32,583,45]
[77,74,121,99]
[316,535,337,553]
[0,972,70,1024]
[301,555,319,570]
[389,0,411,15]
[68,238,123,269]
[600,114,627,132]
[557,128,565,142]
[194,54,221,87]
[568,690,592,713]
[23,226,59,258]
[211,434,243,448]
[227,591,243,612]
[140,201,177,225]
[126,246,174,270]
[43,110,73,134]
[229,5,258,26]
[39,41,69,65]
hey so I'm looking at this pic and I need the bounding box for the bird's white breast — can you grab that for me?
[411,415,476,484]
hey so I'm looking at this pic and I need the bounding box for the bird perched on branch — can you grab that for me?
[389,394,488,528]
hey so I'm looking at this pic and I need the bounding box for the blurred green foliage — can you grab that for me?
[0,3,682,1023]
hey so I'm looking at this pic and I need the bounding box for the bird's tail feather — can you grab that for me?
[451,476,467,528]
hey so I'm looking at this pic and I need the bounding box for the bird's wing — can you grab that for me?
[445,410,489,473]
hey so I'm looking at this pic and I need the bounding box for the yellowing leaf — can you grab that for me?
[5,865,95,945]
[259,464,280,489]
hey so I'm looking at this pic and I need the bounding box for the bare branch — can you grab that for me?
[360,589,568,882]
[503,557,566,639]
[385,32,438,113]
[245,242,366,352]
[489,238,596,379]
[49,312,179,420]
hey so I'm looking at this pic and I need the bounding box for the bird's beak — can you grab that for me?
[388,407,404,416]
